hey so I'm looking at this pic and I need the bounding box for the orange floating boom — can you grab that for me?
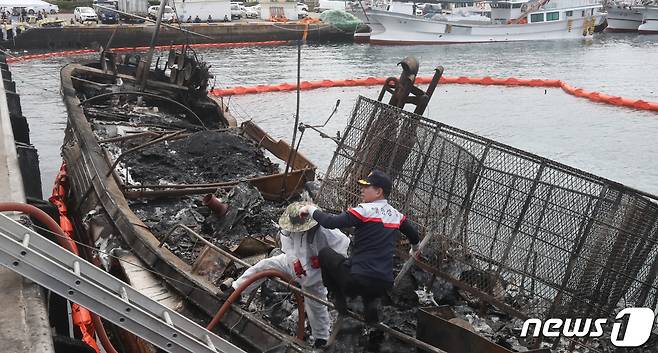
[209,76,658,113]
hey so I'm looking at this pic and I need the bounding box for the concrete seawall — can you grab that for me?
[0,53,53,353]
[3,22,355,50]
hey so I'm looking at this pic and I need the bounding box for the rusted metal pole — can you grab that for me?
[98,131,162,144]
[123,181,239,190]
[139,0,168,91]
[124,186,234,199]
[281,40,303,196]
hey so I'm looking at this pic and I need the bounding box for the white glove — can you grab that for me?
[409,244,420,258]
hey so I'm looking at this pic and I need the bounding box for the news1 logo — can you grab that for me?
[520,308,656,347]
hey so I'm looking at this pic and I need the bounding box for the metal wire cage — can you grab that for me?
[317,96,658,329]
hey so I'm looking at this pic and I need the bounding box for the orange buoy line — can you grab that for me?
[210,76,658,113]
[5,40,288,64]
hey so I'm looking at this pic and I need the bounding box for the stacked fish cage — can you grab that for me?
[317,95,658,350]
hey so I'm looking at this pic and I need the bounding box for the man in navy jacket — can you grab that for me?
[299,170,420,323]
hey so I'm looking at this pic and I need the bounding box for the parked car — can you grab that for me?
[230,3,245,19]
[297,2,308,11]
[98,8,118,23]
[27,3,59,15]
[297,5,308,18]
[244,5,259,18]
[93,0,118,11]
[147,5,176,22]
[74,7,98,23]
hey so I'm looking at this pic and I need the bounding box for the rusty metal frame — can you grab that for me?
[318,95,658,351]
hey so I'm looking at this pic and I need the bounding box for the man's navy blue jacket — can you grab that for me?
[309,199,420,283]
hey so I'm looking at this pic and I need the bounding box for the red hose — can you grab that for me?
[0,202,77,253]
[207,269,306,340]
[92,313,119,353]
[0,201,114,353]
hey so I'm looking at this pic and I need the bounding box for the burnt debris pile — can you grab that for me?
[123,130,279,185]
[131,183,285,265]
[79,87,225,131]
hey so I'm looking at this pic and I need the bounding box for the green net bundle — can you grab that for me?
[320,10,362,31]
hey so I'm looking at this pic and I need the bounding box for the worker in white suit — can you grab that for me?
[224,202,350,349]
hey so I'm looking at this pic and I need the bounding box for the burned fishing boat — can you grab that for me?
[60,47,658,353]
[59,45,322,352]
[55,14,658,352]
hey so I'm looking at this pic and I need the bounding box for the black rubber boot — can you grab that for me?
[333,293,348,315]
[365,329,384,352]
[313,338,327,348]
[363,298,380,324]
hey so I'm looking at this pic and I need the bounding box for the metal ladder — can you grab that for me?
[0,213,246,353]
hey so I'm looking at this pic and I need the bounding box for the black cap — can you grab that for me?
[357,170,392,196]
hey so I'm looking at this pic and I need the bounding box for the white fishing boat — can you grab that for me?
[367,0,605,44]
[350,0,391,42]
[605,1,646,32]
[638,3,658,33]
[352,1,491,42]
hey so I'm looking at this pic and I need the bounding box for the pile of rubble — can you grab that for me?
[131,183,285,265]
[123,130,279,186]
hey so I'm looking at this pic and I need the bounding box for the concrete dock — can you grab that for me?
[2,21,356,50]
[0,54,54,353]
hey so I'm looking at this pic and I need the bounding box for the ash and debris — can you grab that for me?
[130,183,285,265]
[85,103,208,131]
[128,184,622,353]
[130,182,616,353]
[80,84,225,131]
[81,98,630,352]
[121,130,279,186]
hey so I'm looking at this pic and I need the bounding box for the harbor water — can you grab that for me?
[8,33,658,197]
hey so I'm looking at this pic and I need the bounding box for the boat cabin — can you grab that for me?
[527,0,600,24]
[490,0,526,23]
[489,0,600,24]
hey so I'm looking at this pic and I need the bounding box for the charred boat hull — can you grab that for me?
[60,61,313,352]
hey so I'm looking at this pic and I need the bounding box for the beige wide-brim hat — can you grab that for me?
[278,201,318,233]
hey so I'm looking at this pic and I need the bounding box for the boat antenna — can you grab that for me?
[281,39,303,196]
[357,0,371,23]
[138,0,169,90]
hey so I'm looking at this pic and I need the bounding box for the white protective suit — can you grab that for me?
[232,225,350,340]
